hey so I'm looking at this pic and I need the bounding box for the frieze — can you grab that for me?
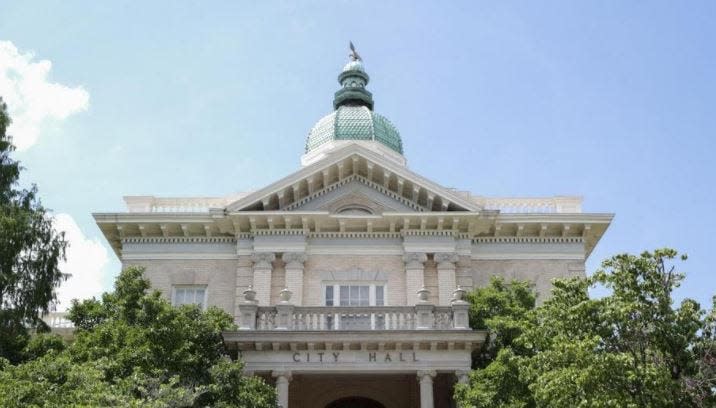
[238,349,474,372]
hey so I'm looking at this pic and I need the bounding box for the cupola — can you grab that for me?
[302,43,405,167]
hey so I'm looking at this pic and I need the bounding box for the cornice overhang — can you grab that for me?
[223,143,480,213]
[94,209,612,260]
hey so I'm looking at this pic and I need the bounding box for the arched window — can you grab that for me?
[336,205,373,215]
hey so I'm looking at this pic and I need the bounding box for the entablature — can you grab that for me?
[95,210,612,258]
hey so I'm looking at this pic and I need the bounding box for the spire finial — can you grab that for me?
[334,43,373,110]
[349,41,362,62]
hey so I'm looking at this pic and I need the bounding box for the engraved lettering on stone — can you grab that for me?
[286,351,421,364]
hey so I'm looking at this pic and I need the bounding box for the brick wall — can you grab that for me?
[470,259,586,302]
[303,255,406,306]
[122,259,237,315]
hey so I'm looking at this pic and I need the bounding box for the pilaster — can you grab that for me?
[403,252,427,306]
[435,252,458,305]
[283,252,307,306]
[252,252,276,305]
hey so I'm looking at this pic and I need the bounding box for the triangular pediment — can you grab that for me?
[225,143,479,213]
[288,178,420,214]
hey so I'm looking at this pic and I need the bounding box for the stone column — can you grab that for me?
[455,370,470,385]
[272,370,292,408]
[417,370,436,408]
[283,252,307,306]
[403,252,427,305]
[434,252,458,306]
[252,252,275,305]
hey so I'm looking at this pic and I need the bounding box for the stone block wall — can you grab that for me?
[470,259,586,302]
[122,259,237,315]
[303,255,406,306]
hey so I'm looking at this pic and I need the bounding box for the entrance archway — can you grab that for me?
[325,396,387,408]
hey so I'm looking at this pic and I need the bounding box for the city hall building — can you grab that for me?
[91,48,612,408]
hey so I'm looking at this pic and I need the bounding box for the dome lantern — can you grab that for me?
[303,43,405,166]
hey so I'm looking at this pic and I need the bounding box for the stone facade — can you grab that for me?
[122,246,587,313]
[91,50,613,408]
[471,259,586,301]
[122,258,237,314]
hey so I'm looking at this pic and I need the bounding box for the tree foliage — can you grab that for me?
[0,266,276,407]
[455,249,716,408]
[0,97,68,363]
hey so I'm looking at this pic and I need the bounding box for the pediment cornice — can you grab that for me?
[224,143,480,213]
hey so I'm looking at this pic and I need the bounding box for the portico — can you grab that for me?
[224,311,484,408]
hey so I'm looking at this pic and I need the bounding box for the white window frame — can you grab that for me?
[171,285,208,310]
[323,282,387,307]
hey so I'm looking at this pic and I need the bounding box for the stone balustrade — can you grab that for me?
[477,196,583,213]
[252,305,457,331]
[123,196,238,213]
[239,287,471,332]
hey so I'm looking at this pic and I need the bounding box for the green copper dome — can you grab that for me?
[305,47,404,155]
[306,105,403,153]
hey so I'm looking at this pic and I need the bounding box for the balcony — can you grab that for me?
[252,305,459,331]
[237,287,472,332]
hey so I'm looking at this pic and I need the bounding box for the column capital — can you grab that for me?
[283,252,307,268]
[272,370,292,382]
[434,252,458,268]
[252,252,276,268]
[455,370,470,384]
[417,369,437,382]
[403,252,427,268]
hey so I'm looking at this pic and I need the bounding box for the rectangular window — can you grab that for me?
[375,286,384,306]
[172,286,207,310]
[325,285,334,306]
[323,283,387,330]
[324,284,386,306]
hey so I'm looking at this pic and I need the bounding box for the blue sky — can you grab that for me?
[1,1,714,308]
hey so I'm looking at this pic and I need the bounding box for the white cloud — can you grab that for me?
[0,40,89,150]
[54,214,109,311]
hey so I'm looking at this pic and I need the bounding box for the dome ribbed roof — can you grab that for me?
[304,45,404,156]
[305,105,403,154]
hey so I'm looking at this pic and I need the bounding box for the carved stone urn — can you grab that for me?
[279,288,293,303]
[452,286,467,303]
[416,287,430,303]
[243,286,257,303]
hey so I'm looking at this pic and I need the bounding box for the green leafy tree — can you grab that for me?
[0,97,68,363]
[455,249,715,408]
[0,266,276,407]
[457,277,537,407]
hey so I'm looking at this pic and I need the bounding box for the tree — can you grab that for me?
[457,276,537,408]
[0,97,68,363]
[455,249,715,408]
[0,266,276,407]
